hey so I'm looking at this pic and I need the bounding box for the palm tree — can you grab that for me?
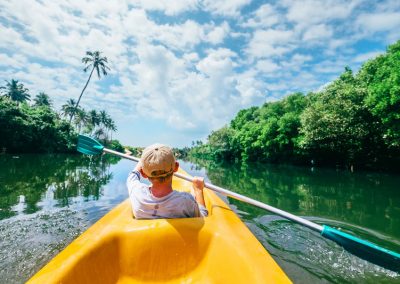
[34,92,52,107]
[62,99,77,119]
[74,108,87,133]
[99,110,110,140]
[93,127,106,140]
[0,79,30,104]
[88,109,100,133]
[69,51,110,123]
[108,119,117,141]
[99,110,109,127]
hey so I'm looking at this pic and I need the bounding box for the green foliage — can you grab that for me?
[190,40,400,170]
[173,147,190,159]
[61,100,117,141]
[0,79,30,103]
[358,41,400,147]
[106,140,124,152]
[0,154,115,218]
[0,78,119,154]
[0,97,76,153]
[190,93,307,163]
[34,92,52,107]
[125,146,143,157]
[300,68,380,165]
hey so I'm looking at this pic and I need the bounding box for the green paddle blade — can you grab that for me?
[322,225,400,272]
[77,135,104,155]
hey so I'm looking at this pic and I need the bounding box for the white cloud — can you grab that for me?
[355,11,400,42]
[356,12,400,33]
[205,21,230,44]
[246,29,295,58]
[353,51,383,63]
[314,59,347,74]
[302,24,333,41]
[183,52,200,63]
[201,0,251,17]
[0,0,398,146]
[196,48,237,75]
[256,59,280,73]
[133,0,199,16]
[0,54,28,69]
[282,0,359,27]
[280,53,313,72]
[242,4,280,28]
[124,10,230,52]
[156,20,206,50]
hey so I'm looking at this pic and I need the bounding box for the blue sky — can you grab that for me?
[1,0,399,147]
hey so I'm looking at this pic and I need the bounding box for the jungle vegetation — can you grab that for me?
[0,51,124,154]
[190,40,400,170]
[0,87,122,153]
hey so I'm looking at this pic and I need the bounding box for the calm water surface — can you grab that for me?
[0,154,399,283]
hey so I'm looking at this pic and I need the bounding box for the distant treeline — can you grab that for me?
[125,146,190,160]
[190,40,400,171]
[0,81,123,153]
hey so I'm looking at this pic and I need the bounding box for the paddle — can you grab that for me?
[77,134,400,272]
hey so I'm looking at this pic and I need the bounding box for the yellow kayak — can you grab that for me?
[28,168,292,283]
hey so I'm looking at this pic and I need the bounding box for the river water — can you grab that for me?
[0,154,399,283]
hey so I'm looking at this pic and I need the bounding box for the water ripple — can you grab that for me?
[246,214,400,284]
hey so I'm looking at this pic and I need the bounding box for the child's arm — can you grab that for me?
[192,177,206,207]
[126,163,143,191]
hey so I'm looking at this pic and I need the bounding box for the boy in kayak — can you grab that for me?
[126,143,208,219]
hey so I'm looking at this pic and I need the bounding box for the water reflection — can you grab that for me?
[1,155,399,283]
[0,154,119,219]
[189,158,400,238]
[185,158,400,282]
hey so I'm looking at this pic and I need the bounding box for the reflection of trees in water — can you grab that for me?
[0,154,118,219]
[189,158,400,236]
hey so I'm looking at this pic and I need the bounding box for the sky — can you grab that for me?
[0,0,399,147]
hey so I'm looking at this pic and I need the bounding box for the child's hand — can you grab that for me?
[192,177,206,208]
[192,177,205,191]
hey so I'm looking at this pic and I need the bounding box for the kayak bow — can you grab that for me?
[27,168,291,284]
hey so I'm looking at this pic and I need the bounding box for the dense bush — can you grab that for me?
[0,98,75,153]
[0,90,122,154]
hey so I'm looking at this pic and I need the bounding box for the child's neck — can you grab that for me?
[150,183,173,198]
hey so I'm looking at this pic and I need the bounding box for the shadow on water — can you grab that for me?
[184,158,400,283]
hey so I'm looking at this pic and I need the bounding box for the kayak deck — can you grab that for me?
[28,169,291,283]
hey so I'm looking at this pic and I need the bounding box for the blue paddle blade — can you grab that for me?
[322,225,400,272]
[77,135,104,155]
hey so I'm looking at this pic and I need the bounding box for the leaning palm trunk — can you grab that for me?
[69,66,95,124]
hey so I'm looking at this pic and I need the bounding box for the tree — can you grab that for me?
[358,40,400,148]
[34,92,52,107]
[87,109,100,133]
[98,110,114,140]
[0,79,30,104]
[107,119,117,141]
[62,99,77,119]
[69,51,110,123]
[74,108,87,133]
[300,68,378,166]
[207,126,237,160]
[0,96,74,153]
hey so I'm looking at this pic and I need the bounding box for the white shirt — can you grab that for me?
[126,170,208,219]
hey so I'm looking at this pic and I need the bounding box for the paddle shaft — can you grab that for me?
[103,147,323,232]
